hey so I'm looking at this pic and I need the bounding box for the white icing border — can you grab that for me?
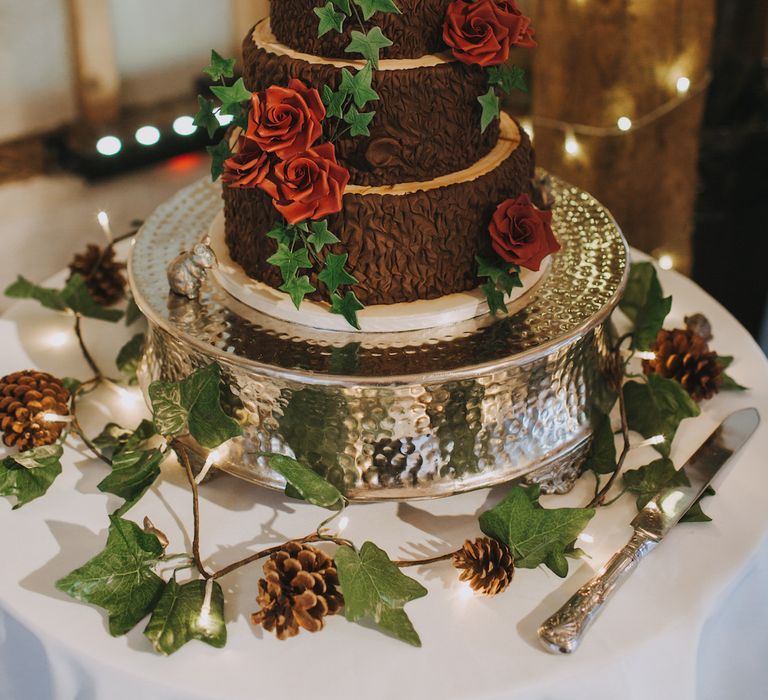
[209,212,549,333]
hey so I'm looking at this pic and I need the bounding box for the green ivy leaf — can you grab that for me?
[125,296,143,326]
[266,243,312,283]
[116,333,144,385]
[623,457,689,509]
[335,542,426,647]
[330,291,365,330]
[206,140,232,182]
[619,262,672,350]
[583,412,617,475]
[209,77,251,112]
[4,276,68,311]
[322,85,348,119]
[94,419,156,454]
[680,485,715,523]
[5,274,123,322]
[306,220,340,252]
[716,355,734,369]
[720,372,748,392]
[0,445,63,509]
[487,64,528,94]
[478,87,500,133]
[476,256,522,295]
[193,96,221,139]
[331,0,352,12]
[343,106,376,136]
[61,274,124,322]
[56,515,165,636]
[98,448,165,516]
[318,253,358,293]
[280,275,316,310]
[623,374,700,457]
[353,0,401,21]
[263,453,345,508]
[148,363,241,448]
[144,579,226,655]
[62,377,82,394]
[345,27,393,69]
[339,65,379,109]
[479,485,595,576]
[315,2,346,36]
[481,280,507,315]
[203,50,236,81]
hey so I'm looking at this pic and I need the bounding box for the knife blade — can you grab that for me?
[538,407,760,655]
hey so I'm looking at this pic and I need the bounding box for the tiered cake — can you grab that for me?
[131,0,628,500]
[220,0,546,323]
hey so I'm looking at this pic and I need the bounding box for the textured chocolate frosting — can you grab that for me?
[223,122,534,306]
[271,0,452,60]
[242,24,498,187]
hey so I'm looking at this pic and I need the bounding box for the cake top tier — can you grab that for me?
[271,0,452,60]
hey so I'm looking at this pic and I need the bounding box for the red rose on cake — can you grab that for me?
[261,142,350,224]
[443,0,536,67]
[488,194,559,271]
[222,135,272,188]
[245,78,326,159]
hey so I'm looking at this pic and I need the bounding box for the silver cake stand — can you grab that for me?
[129,174,628,501]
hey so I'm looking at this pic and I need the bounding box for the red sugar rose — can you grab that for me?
[443,0,536,67]
[246,78,325,160]
[261,142,350,224]
[488,194,560,271]
[222,136,272,188]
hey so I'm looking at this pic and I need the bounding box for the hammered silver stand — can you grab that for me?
[129,174,628,501]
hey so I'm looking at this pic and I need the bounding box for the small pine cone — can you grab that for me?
[68,244,126,306]
[642,328,723,402]
[452,537,515,596]
[0,370,71,450]
[251,541,343,640]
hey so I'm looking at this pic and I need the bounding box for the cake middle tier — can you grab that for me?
[223,113,534,307]
[243,20,498,187]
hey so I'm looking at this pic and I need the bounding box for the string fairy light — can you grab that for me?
[658,253,674,271]
[532,72,712,150]
[97,210,113,243]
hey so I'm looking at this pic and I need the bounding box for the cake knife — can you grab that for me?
[538,407,760,654]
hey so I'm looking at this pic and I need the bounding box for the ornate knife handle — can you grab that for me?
[538,530,659,654]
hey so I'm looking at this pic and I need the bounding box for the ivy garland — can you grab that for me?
[0,250,748,654]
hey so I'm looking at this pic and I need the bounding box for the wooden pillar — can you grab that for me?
[232,0,268,56]
[67,0,120,124]
[531,0,716,273]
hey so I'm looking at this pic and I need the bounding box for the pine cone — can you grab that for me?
[251,541,343,640]
[68,244,126,306]
[452,537,515,596]
[642,328,723,402]
[0,370,71,450]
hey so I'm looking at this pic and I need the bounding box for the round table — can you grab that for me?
[0,258,766,700]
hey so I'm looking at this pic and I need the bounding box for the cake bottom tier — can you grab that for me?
[224,113,534,307]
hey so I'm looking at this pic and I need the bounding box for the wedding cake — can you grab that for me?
[212,0,557,331]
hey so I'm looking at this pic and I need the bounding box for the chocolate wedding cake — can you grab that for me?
[215,0,553,329]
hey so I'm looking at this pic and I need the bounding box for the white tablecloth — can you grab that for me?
[0,258,766,700]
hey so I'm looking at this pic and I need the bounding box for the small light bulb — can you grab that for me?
[636,350,658,361]
[42,413,74,423]
[173,116,197,136]
[564,131,581,156]
[658,254,674,270]
[520,118,534,142]
[97,211,112,242]
[96,136,122,156]
[578,532,594,544]
[617,116,633,132]
[216,112,234,127]
[196,446,224,484]
[135,126,161,146]
[338,516,350,532]
[676,76,691,95]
